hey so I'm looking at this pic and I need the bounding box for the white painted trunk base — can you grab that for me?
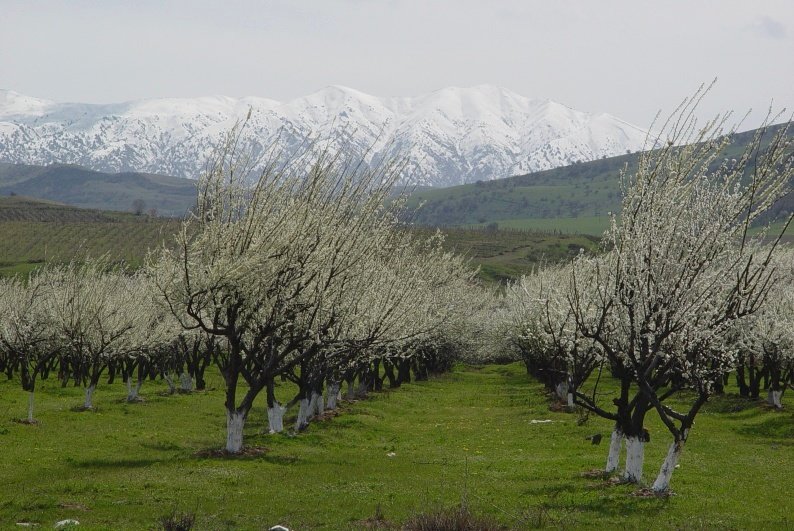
[164,374,176,394]
[27,391,35,423]
[267,403,287,433]
[127,379,143,402]
[652,440,684,493]
[623,436,645,483]
[326,382,341,410]
[84,385,96,410]
[226,411,245,453]
[310,391,324,416]
[295,398,311,431]
[605,427,623,473]
[567,392,574,409]
[768,389,783,409]
[554,382,569,402]
[179,373,194,392]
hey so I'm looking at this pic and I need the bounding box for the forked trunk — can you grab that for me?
[623,436,645,483]
[652,439,685,493]
[605,426,623,473]
[226,410,246,453]
[126,377,143,402]
[267,402,287,433]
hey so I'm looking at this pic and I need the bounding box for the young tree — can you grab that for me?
[569,87,793,490]
[151,123,437,452]
[46,261,149,410]
[0,275,59,423]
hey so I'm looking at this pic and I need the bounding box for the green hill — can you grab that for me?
[406,123,793,235]
[0,163,196,217]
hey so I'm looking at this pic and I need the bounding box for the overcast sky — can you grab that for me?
[1,0,792,128]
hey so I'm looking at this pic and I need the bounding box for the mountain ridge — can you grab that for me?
[0,85,648,187]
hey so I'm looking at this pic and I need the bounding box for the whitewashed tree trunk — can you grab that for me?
[163,374,176,394]
[566,392,574,409]
[554,382,569,402]
[623,436,645,483]
[127,379,143,402]
[226,410,245,453]
[84,384,96,410]
[267,403,287,433]
[652,439,685,493]
[27,391,35,423]
[310,391,324,416]
[768,389,783,409]
[326,381,341,410]
[125,377,132,397]
[605,426,623,473]
[179,372,193,392]
[295,398,311,431]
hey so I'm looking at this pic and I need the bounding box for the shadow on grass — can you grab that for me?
[736,413,794,439]
[702,394,762,415]
[518,479,670,520]
[139,441,183,452]
[70,457,165,469]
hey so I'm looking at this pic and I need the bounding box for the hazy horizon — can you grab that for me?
[2,0,793,129]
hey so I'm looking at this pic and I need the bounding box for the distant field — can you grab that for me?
[468,216,611,236]
[0,196,596,283]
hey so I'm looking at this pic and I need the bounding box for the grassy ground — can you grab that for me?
[0,364,791,529]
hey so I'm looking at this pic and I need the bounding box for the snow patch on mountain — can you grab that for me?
[0,86,648,186]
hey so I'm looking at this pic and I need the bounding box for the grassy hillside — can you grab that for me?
[0,363,791,529]
[407,123,793,234]
[0,196,181,276]
[0,163,196,217]
[0,197,599,282]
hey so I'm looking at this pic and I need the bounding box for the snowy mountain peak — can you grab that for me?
[0,86,648,186]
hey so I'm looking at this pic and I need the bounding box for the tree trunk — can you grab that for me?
[179,372,193,393]
[651,439,684,493]
[554,381,569,402]
[225,410,246,453]
[623,436,645,483]
[295,398,311,431]
[267,402,287,433]
[27,391,35,423]
[605,426,623,473]
[84,384,96,410]
[767,388,783,409]
[310,390,324,416]
[326,381,341,410]
[163,373,176,394]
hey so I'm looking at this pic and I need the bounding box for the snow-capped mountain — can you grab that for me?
[0,85,648,186]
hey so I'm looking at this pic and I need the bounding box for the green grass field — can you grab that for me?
[0,363,791,529]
